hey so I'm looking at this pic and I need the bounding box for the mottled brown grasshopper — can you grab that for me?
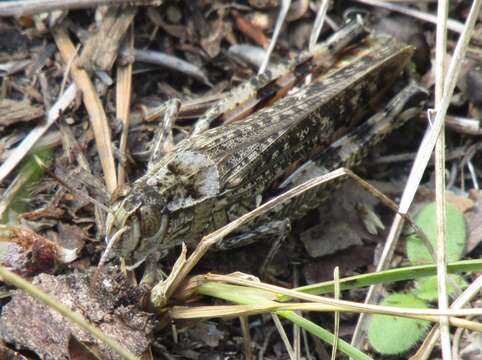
[105,20,426,266]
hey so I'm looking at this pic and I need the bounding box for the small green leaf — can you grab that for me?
[415,274,468,302]
[2,149,52,223]
[368,293,430,355]
[406,202,466,265]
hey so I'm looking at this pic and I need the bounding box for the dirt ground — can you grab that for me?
[0,1,481,359]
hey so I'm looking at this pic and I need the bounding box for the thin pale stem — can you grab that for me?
[434,0,451,358]
[331,267,341,360]
[258,0,291,74]
[309,0,330,51]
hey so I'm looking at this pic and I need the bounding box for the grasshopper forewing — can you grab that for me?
[105,30,420,265]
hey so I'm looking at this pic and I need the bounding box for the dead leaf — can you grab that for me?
[232,10,269,49]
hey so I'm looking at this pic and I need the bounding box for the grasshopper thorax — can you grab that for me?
[105,150,220,264]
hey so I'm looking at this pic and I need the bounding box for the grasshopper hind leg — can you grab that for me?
[215,83,427,270]
[217,218,292,273]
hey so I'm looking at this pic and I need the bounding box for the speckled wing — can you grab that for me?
[172,35,413,195]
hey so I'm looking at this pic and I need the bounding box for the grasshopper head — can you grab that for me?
[104,150,220,266]
[104,185,169,266]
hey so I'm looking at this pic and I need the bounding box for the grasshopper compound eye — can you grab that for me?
[103,195,170,267]
[102,199,142,265]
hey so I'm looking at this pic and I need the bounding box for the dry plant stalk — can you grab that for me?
[116,26,134,188]
[433,0,451,357]
[53,26,118,194]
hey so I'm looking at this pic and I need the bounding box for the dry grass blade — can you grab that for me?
[271,314,296,360]
[0,84,77,184]
[433,0,451,358]
[239,316,253,360]
[0,0,162,17]
[170,302,482,331]
[353,0,465,33]
[116,26,134,188]
[196,274,482,320]
[53,26,118,194]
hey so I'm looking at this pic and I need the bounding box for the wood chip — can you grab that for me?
[77,6,137,72]
[0,99,44,126]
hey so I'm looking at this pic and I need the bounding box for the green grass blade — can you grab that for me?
[288,260,482,299]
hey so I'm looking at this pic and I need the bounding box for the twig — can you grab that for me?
[239,316,253,360]
[309,0,330,51]
[0,0,161,17]
[433,0,451,358]
[0,265,139,360]
[351,0,482,349]
[258,0,291,74]
[353,0,465,34]
[0,84,77,184]
[53,26,118,194]
[126,48,212,86]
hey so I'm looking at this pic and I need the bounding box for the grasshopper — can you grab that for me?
[105,20,427,266]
